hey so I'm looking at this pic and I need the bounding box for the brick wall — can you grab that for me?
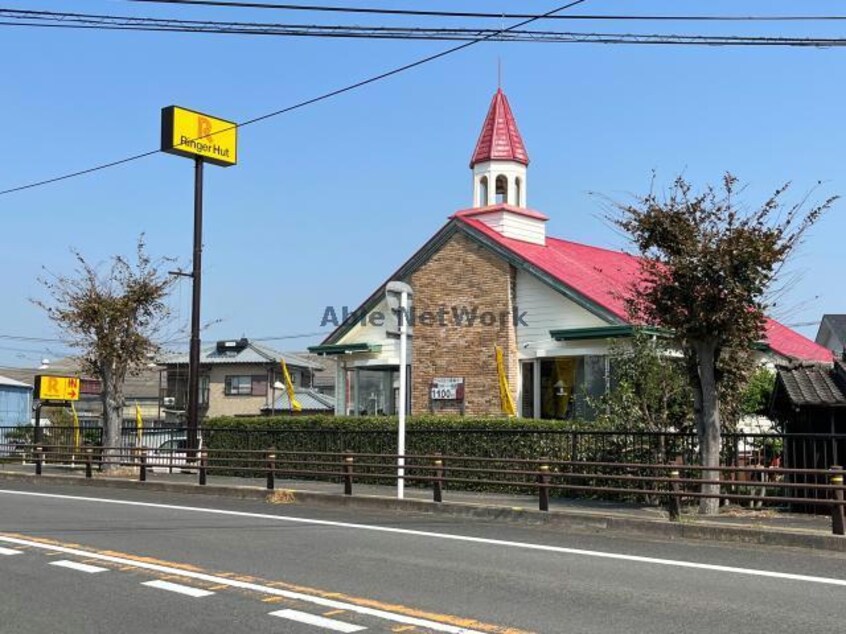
[409,232,519,416]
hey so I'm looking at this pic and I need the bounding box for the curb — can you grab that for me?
[2,470,843,552]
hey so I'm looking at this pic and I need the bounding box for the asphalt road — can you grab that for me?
[1,480,845,634]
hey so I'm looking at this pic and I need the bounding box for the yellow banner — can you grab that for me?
[495,345,516,417]
[161,106,237,166]
[281,360,302,413]
[35,375,80,401]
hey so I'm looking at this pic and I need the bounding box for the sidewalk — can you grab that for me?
[0,461,840,550]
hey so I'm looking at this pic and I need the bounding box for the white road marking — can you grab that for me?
[0,535,485,634]
[49,560,108,574]
[142,580,214,598]
[269,609,366,632]
[1,489,845,589]
[0,546,22,556]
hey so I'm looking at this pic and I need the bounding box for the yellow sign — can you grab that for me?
[161,106,237,167]
[34,375,81,402]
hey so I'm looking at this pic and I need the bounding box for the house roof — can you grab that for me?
[320,207,831,363]
[817,314,846,348]
[0,374,30,389]
[262,388,335,412]
[160,340,322,369]
[457,213,833,362]
[470,89,529,167]
[774,362,846,407]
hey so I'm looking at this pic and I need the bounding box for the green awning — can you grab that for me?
[549,325,672,341]
[308,343,382,355]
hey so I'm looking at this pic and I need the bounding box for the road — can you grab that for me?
[1,480,845,633]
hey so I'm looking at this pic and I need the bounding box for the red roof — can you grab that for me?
[457,213,833,362]
[470,89,529,167]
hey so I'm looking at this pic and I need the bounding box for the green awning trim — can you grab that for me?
[549,325,673,341]
[308,343,382,355]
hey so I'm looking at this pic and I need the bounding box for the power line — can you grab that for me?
[127,1,846,23]
[7,9,846,46]
[0,1,587,197]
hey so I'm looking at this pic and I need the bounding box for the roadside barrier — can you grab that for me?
[5,442,846,535]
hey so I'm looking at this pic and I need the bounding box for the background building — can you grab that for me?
[158,338,328,421]
[0,374,31,426]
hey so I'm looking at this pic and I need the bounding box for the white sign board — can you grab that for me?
[430,377,464,401]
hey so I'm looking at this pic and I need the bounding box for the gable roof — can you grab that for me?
[319,206,831,363]
[454,212,832,361]
[774,362,846,407]
[470,89,529,167]
[160,340,321,369]
[817,314,846,349]
[456,213,833,362]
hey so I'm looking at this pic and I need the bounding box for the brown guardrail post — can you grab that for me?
[343,451,354,496]
[538,462,550,512]
[266,448,276,490]
[433,455,444,503]
[198,450,207,486]
[830,465,845,536]
[35,446,43,476]
[85,448,93,479]
[138,449,147,482]
[668,468,681,521]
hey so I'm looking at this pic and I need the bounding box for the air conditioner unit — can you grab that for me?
[162,397,176,407]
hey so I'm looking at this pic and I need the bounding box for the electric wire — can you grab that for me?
[0,0,587,197]
[126,0,846,23]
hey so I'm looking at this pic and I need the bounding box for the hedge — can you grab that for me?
[200,415,672,502]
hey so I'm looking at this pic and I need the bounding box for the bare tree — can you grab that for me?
[611,175,834,514]
[34,237,175,467]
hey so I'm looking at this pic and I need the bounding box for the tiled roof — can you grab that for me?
[470,89,529,167]
[262,388,335,412]
[160,340,322,369]
[457,213,834,363]
[775,362,846,407]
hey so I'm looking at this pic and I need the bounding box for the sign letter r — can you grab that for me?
[197,116,213,141]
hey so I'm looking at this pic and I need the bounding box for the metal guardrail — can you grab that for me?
[5,442,845,536]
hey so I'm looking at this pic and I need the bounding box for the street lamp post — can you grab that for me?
[386,281,413,500]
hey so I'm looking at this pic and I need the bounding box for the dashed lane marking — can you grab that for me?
[49,560,108,574]
[269,609,367,633]
[142,580,215,598]
[0,535,494,634]
[0,546,22,556]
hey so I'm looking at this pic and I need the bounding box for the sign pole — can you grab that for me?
[186,156,204,458]
[397,289,408,500]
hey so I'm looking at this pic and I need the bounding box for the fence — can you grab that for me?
[3,424,845,510]
[6,441,846,536]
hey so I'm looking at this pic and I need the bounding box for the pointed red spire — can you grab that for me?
[470,89,529,167]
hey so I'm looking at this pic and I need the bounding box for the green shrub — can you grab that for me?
[201,415,650,499]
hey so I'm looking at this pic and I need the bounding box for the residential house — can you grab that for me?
[158,338,327,421]
[815,315,846,356]
[311,88,833,419]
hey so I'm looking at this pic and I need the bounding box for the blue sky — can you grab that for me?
[1,0,845,367]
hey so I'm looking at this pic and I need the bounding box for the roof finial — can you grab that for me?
[497,57,501,90]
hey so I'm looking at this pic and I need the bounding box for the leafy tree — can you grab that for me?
[34,237,175,468]
[592,330,693,434]
[612,174,833,514]
[739,367,776,418]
